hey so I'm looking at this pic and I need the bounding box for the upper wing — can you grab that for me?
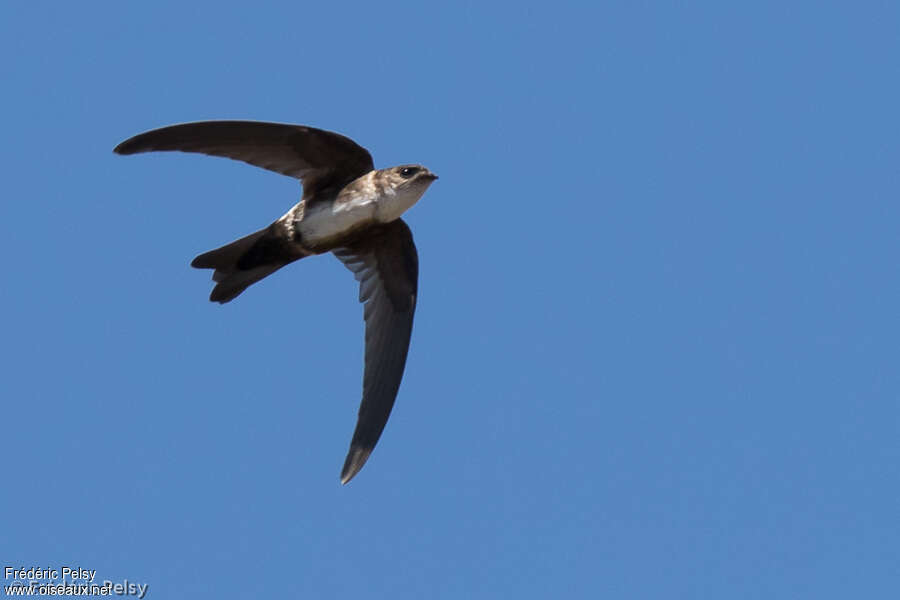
[333,219,419,484]
[113,120,375,198]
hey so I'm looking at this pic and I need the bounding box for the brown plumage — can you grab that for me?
[114,120,437,483]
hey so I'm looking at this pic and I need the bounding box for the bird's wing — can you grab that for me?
[333,219,419,484]
[113,120,374,198]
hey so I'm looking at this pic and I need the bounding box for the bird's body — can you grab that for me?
[291,169,432,249]
[114,121,437,483]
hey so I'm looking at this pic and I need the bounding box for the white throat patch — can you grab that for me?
[374,180,428,223]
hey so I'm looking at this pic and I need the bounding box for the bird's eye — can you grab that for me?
[400,167,420,178]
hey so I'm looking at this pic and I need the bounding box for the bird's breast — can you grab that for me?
[296,195,377,247]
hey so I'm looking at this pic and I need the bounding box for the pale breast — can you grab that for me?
[296,194,377,246]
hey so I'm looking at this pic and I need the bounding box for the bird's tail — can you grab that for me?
[191,225,308,303]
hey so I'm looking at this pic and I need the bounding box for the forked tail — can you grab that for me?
[191,225,307,303]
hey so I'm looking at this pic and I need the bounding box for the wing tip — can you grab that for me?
[113,138,141,155]
[340,446,373,485]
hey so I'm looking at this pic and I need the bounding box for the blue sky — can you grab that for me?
[2,2,898,598]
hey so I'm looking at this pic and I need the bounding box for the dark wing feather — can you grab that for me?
[113,120,374,198]
[333,220,418,484]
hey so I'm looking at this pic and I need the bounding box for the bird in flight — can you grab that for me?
[114,121,438,484]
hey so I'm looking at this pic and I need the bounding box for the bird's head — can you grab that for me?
[373,165,438,223]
